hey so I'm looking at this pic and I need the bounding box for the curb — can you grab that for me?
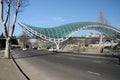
[10,52,30,80]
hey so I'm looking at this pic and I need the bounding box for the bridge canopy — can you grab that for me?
[19,22,120,42]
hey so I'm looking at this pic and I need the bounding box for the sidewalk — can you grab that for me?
[0,50,25,80]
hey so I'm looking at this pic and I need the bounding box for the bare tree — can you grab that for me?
[98,11,109,24]
[19,31,29,48]
[0,0,28,58]
[98,11,110,53]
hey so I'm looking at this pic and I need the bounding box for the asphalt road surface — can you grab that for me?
[12,48,120,80]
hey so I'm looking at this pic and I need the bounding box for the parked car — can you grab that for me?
[48,48,57,52]
[22,48,27,51]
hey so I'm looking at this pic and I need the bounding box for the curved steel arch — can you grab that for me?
[19,22,120,42]
[19,22,120,50]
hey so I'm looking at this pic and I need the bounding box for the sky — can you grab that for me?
[1,0,120,37]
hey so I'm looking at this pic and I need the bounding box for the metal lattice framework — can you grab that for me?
[19,22,120,49]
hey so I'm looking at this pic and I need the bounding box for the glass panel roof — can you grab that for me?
[19,22,120,39]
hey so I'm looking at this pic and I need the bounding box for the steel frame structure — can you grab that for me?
[19,22,120,50]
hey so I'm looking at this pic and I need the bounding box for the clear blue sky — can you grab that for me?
[1,0,120,36]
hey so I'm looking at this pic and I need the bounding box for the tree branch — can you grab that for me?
[0,0,4,22]
[4,0,10,24]
[0,0,9,38]
[9,0,20,37]
[3,23,9,38]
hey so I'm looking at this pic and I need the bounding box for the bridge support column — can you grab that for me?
[99,33,103,53]
[54,41,60,51]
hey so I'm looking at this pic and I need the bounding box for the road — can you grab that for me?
[12,48,120,80]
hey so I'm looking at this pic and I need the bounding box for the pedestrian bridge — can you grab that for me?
[19,22,120,49]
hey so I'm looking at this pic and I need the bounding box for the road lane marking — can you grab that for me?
[71,58,76,60]
[87,71,101,76]
[92,60,102,63]
[54,55,80,60]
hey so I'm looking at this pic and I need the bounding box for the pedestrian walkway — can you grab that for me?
[0,50,24,80]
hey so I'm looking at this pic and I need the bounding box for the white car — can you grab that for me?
[22,48,27,51]
[48,48,57,52]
